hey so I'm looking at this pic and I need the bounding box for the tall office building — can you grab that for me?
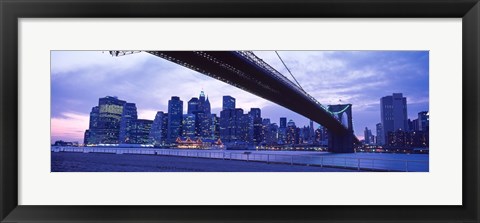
[204,97,211,114]
[309,120,315,142]
[249,108,263,145]
[280,117,287,128]
[222,96,235,110]
[187,91,212,138]
[129,119,153,144]
[149,111,168,146]
[220,108,245,143]
[167,96,183,144]
[182,114,196,138]
[84,106,100,145]
[286,119,297,144]
[418,111,429,131]
[195,91,212,138]
[211,114,220,139]
[262,118,270,143]
[197,91,211,115]
[187,98,199,114]
[412,119,419,131]
[239,113,251,144]
[262,118,271,126]
[376,123,384,145]
[278,117,287,144]
[119,103,138,143]
[380,93,407,145]
[264,123,278,146]
[88,106,100,129]
[314,126,323,144]
[407,119,414,132]
[249,108,261,119]
[364,127,373,145]
[84,96,126,145]
[196,112,212,138]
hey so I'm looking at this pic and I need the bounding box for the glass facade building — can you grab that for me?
[220,108,246,144]
[84,96,126,145]
[222,96,235,110]
[249,108,263,145]
[182,114,196,138]
[167,96,184,144]
[129,119,153,144]
[119,102,138,144]
[380,93,408,145]
[150,111,168,146]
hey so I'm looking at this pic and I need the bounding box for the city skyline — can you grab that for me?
[51,51,429,143]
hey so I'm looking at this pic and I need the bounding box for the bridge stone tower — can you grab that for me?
[327,104,354,153]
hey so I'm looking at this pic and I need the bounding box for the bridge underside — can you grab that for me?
[144,51,357,153]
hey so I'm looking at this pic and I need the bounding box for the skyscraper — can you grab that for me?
[280,117,287,128]
[364,127,373,145]
[376,123,384,145]
[239,113,251,144]
[220,108,245,144]
[249,108,263,145]
[119,103,138,143]
[197,91,211,114]
[309,120,315,142]
[188,91,212,138]
[412,119,419,131]
[191,91,212,138]
[149,111,168,146]
[222,96,235,110]
[418,111,429,131]
[182,114,196,138]
[84,96,126,145]
[211,114,220,139]
[204,97,211,115]
[286,119,297,144]
[88,106,100,129]
[187,97,199,114]
[380,93,407,145]
[129,119,153,144]
[264,123,278,146]
[278,117,287,144]
[167,96,183,144]
[196,112,212,138]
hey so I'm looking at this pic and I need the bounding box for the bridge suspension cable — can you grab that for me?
[329,104,351,115]
[274,51,305,91]
[272,51,334,114]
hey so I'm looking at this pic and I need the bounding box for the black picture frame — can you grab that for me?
[1,0,479,222]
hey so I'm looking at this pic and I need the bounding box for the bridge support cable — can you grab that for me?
[236,51,332,113]
[274,51,305,92]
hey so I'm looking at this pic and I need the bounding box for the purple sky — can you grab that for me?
[51,51,429,143]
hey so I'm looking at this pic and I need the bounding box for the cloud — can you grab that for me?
[51,51,152,76]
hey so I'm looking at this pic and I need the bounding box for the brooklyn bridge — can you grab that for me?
[110,51,358,153]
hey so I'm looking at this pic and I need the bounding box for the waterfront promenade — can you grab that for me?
[51,146,429,172]
[51,152,356,172]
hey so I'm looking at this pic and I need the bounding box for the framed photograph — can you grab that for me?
[1,0,479,222]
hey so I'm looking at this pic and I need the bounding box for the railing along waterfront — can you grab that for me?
[51,147,428,172]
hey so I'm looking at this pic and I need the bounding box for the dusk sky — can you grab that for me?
[51,51,429,143]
